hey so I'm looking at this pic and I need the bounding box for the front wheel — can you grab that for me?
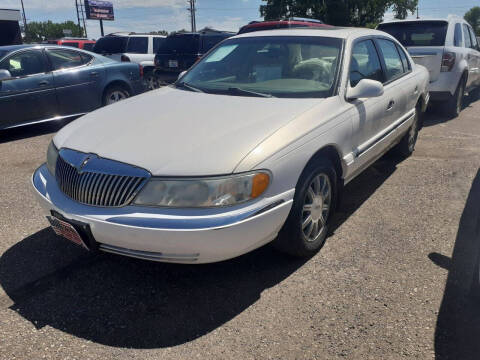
[103,85,130,106]
[273,159,337,257]
[144,72,161,90]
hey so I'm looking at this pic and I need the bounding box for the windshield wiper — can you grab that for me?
[227,87,275,98]
[176,82,204,93]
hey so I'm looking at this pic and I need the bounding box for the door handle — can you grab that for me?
[387,100,395,111]
[413,86,419,95]
[90,71,99,77]
[38,80,49,86]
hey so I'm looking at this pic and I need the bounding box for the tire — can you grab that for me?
[144,71,160,91]
[102,85,131,106]
[273,159,337,257]
[392,105,420,158]
[445,76,466,118]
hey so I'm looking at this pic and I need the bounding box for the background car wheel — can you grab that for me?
[144,72,160,91]
[273,159,337,257]
[445,76,466,118]
[392,104,420,158]
[103,85,130,106]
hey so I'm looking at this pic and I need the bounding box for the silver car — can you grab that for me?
[32,27,429,263]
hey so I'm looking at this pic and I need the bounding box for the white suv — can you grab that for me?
[93,33,166,90]
[378,16,480,117]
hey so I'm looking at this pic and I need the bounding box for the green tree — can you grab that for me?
[147,30,169,36]
[260,0,418,27]
[24,21,84,43]
[465,6,480,35]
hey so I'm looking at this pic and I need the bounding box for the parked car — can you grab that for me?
[0,45,145,130]
[153,29,234,87]
[46,38,96,51]
[32,28,429,264]
[238,18,330,34]
[378,16,480,117]
[93,33,166,90]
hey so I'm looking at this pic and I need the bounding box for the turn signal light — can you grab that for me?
[251,173,270,199]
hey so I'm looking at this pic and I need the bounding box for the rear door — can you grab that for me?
[464,24,480,87]
[47,48,103,115]
[378,21,448,83]
[0,48,57,128]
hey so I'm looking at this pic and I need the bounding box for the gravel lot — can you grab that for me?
[0,93,479,360]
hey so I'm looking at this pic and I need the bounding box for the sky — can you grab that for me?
[3,0,480,39]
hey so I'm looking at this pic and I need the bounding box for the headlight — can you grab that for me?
[133,171,270,208]
[46,141,59,176]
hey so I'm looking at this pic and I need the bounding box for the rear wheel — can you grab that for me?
[103,85,130,106]
[392,105,420,158]
[273,159,337,257]
[144,71,160,90]
[445,76,466,118]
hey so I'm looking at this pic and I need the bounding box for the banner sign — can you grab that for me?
[84,0,114,21]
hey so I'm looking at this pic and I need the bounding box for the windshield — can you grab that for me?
[158,34,200,54]
[0,50,9,60]
[378,21,448,47]
[93,36,127,54]
[178,36,342,98]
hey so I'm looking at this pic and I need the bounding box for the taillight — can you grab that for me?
[121,55,130,62]
[441,51,456,72]
[138,64,144,78]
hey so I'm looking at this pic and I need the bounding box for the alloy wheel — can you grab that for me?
[301,173,332,243]
[107,90,128,105]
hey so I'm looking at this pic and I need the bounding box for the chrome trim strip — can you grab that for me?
[99,244,199,263]
[3,112,87,130]
[356,109,415,157]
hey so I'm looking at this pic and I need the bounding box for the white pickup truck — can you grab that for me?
[378,16,480,118]
[93,33,166,90]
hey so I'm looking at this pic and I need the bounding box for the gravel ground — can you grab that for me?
[0,94,479,360]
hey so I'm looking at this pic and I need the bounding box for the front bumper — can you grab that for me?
[32,164,293,264]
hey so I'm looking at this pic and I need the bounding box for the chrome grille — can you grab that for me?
[55,149,150,207]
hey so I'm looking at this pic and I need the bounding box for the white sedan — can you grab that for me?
[32,28,429,263]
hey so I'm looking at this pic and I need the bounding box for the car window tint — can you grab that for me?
[47,49,88,70]
[350,39,383,87]
[463,24,472,48]
[377,21,448,47]
[0,50,46,77]
[468,27,478,49]
[454,23,464,47]
[153,37,165,53]
[126,37,148,54]
[82,43,95,51]
[396,44,411,72]
[62,42,79,48]
[376,38,404,82]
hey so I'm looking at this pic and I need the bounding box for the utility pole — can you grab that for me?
[20,0,27,33]
[416,6,419,19]
[187,0,196,32]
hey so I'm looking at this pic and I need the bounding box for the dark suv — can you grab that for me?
[154,29,234,84]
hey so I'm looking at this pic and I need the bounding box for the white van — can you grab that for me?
[378,16,480,117]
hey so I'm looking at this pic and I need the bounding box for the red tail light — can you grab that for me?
[121,55,130,62]
[441,51,456,72]
[138,64,144,78]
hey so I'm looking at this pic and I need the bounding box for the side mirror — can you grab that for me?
[178,70,187,80]
[346,79,384,100]
[0,69,12,81]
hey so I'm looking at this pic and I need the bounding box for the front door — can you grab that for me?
[0,49,57,128]
[46,48,102,115]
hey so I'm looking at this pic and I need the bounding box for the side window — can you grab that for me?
[396,44,411,72]
[454,23,464,47]
[0,50,46,77]
[376,38,404,82]
[468,26,478,49]
[153,37,165,53]
[83,43,95,51]
[47,49,90,70]
[62,42,79,48]
[350,39,383,87]
[126,37,148,54]
[463,24,472,48]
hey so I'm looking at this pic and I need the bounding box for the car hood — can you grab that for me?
[54,87,320,176]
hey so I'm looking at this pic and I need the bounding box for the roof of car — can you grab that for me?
[379,15,463,25]
[232,27,386,40]
[0,44,35,51]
